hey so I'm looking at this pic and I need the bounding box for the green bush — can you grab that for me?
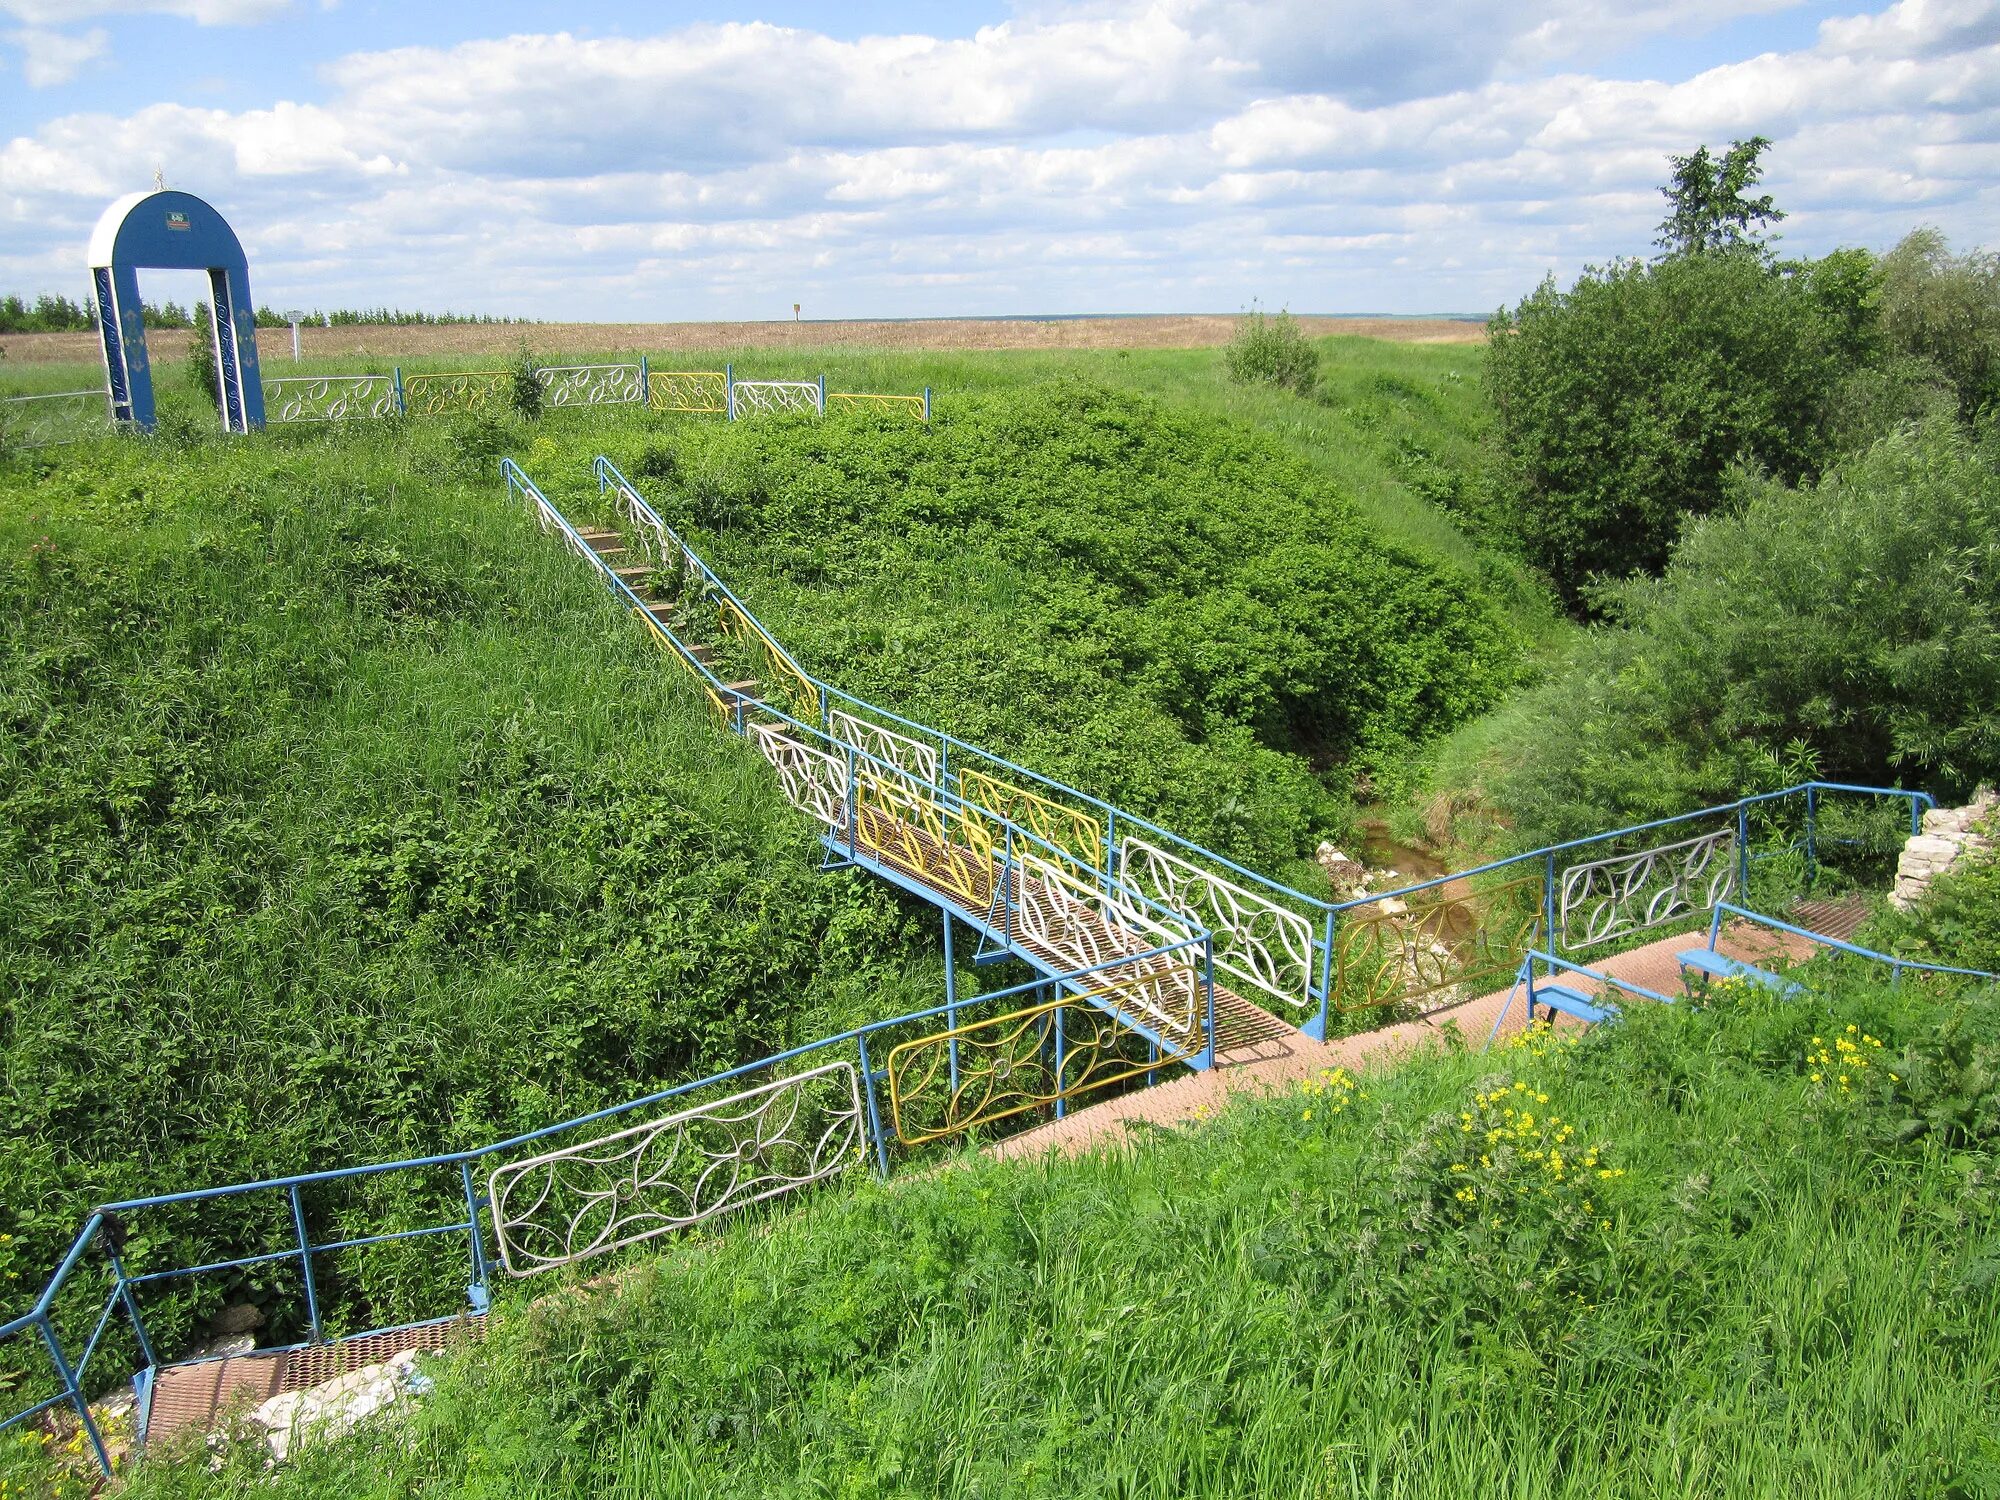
[1877,227,2000,423]
[187,302,221,417]
[1462,419,2000,841]
[1485,251,1844,607]
[507,349,542,420]
[627,380,1524,870]
[1224,307,1320,397]
[0,425,928,1359]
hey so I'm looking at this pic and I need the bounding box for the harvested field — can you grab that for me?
[0,313,1482,365]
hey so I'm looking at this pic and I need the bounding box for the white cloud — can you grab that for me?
[7,24,108,85]
[0,0,292,21]
[0,0,1996,318]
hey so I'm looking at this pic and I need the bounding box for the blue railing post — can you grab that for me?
[942,912,960,1091]
[36,1318,111,1475]
[392,366,405,417]
[1736,802,1752,900]
[638,355,649,407]
[1201,934,1218,1070]
[1053,1003,1067,1120]
[816,374,826,416]
[922,386,932,423]
[1805,785,1819,892]
[1003,823,1015,948]
[1911,794,1926,837]
[459,1160,490,1313]
[725,363,736,421]
[844,744,858,855]
[856,1036,892,1178]
[289,1184,322,1343]
[1308,908,1337,1041]
[105,1246,159,1373]
[1542,851,1559,965]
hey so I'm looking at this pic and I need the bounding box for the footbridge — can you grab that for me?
[0,454,1962,1474]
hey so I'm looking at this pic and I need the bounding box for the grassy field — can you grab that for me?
[0,314,1484,369]
[105,965,2000,1500]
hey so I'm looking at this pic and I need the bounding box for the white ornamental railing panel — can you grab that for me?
[1118,836,1314,1011]
[1012,852,1200,1038]
[829,708,939,787]
[752,724,852,831]
[536,363,644,409]
[263,374,397,423]
[731,380,822,417]
[487,1060,866,1276]
[1558,826,1737,951]
[0,390,112,449]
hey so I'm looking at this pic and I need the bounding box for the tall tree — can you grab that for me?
[1655,137,1786,257]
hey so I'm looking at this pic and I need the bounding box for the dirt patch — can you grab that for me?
[0,315,1485,367]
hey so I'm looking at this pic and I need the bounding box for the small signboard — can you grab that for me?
[165,210,191,231]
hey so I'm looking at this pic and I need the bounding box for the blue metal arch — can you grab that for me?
[87,190,265,434]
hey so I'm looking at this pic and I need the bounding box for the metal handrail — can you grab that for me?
[1705,903,2000,984]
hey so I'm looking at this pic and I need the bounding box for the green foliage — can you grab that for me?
[0,423,928,1359]
[1873,820,2000,975]
[1485,252,1844,606]
[118,976,2000,1499]
[507,350,542,420]
[187,301,220,416]
[1654,136,1785,258]
[614,380,1523,870]
[1464,420,2000,841]
[1877,227,2000,423]
[1224,307,1321,397]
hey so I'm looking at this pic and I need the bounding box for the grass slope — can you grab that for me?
[0,420,932,1354]
[121,969,2000,1500]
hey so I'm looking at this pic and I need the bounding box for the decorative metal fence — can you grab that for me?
[254,362,930,425]
[402,370,508,416]
[535,363,645,409]
[0,390,114,449]
[730,377,823,418]
[263,373,400,424]
[647,370,728,413]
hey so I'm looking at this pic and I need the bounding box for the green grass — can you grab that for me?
[108,967,2000,1500]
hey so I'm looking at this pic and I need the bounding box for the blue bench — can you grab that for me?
[1675,947,1805,998]
[1526,981,1617,1025]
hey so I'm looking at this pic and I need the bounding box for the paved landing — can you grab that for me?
[989,916,1831,1162]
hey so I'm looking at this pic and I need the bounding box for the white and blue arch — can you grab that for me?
[88,189,265,433]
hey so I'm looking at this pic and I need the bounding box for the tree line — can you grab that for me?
[0,291,528,334]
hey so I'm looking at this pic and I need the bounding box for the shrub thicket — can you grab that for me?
[1484,250,1842,606]
[1224,307,1320,397]
[1877,227,2000,423]
[1464,419,2000,841]
[0,425,925,1356]
[623,380,1524,872]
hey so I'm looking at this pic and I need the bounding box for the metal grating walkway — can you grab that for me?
[142,1318,483,1447]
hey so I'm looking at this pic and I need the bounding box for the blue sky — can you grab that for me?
[2,0,1995,319]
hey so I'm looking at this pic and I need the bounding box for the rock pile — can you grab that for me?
[1890,786,1996,910]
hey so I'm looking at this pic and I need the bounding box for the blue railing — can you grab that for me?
[521,456,1221,1069]
[1700,903,2000,986]
[0,943,1199,1474]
